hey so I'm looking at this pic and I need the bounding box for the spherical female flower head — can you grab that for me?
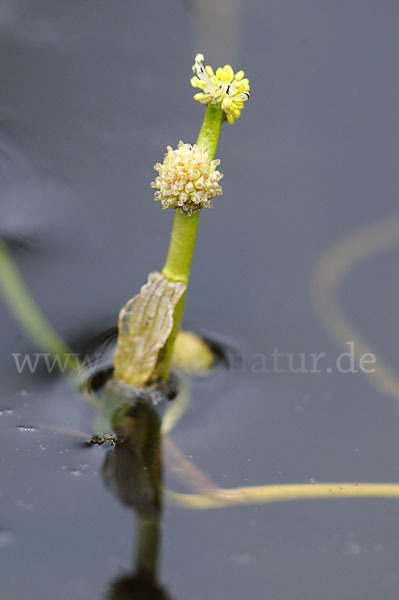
[191,53,250,125]
[150,141,223,215]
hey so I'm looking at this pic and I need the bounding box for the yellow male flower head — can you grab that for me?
[191,53,250,125]
[150,141,223,215]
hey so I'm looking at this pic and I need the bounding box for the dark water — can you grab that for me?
[2,1,399,598]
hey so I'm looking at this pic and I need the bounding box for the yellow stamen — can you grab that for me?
[191,54,250,125]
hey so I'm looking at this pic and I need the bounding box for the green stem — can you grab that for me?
[195,102,224,158]
[0,240,80,373]
[162,210,200,283]
[158,103,223,380]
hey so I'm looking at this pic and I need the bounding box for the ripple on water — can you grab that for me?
[80,325,237,398]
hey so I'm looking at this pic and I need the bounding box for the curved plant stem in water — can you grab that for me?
[311,216,399,401]
[158,103,224,380]
[21,401,399,511]
[166,482,399,510]
[0,241,80,373]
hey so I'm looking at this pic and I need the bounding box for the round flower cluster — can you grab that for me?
[191,53,250,125]
[151,141,223,215]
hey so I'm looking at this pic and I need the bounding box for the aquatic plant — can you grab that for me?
[113,54,250,387]
[4,52,399,515]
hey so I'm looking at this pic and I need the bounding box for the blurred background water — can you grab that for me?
[2,1,399,598]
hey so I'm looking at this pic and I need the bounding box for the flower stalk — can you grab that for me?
[156,104,223,380]
[162,103,224,284]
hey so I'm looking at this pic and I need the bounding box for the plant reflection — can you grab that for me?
[102,393,171,599]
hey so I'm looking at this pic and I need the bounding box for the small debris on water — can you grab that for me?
[344,534,361,555]
[345,541,361,555]
[61,466,84,477]
[0,409,14,416]
[69,469,82,477]
[17,425,38,433]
